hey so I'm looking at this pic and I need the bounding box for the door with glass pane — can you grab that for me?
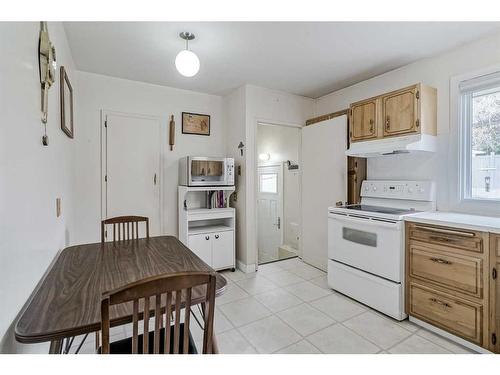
[257,165,283,264]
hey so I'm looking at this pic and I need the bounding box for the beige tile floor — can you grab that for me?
[76,257,476,354]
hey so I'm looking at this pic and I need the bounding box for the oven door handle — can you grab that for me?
[328,213,401,229]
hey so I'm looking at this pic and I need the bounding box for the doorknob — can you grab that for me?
[274,217,281,229]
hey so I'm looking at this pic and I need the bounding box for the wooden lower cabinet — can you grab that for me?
[408,282,483,345]
[406,222,497,352]
[490,234,500,353]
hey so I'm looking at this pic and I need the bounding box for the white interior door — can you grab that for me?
[257,165,283,264]
[301,116,347,271]
[105,112,161,236]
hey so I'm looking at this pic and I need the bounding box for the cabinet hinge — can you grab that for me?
[493,267,497,280]
[104,175,107,182]
[492,333,497,345]
[416,91,420,99]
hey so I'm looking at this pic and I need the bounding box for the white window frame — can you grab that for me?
[458,69,500,203]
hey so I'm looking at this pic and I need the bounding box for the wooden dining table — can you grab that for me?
[15,235,227,354]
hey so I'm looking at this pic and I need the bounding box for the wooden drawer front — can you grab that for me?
[493,235,500,256]
[409,224,483,253]
[409,246,482,297]
[409,283,482,345]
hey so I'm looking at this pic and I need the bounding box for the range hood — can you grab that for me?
[345,134,437,158]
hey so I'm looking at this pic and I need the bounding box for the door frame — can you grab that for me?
[100,109,164,234]
[254,120,303,268]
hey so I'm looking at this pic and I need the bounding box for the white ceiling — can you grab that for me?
[64,22,500,98]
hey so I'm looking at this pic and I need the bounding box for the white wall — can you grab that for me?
[244,85,314,268]
[257,124,301,248]
[74,72,226,244]
[314,31,500,216]
[222,86,247,267]
[0,22,77,353]
[223,85,313,269]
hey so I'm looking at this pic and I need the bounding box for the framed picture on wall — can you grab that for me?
[182,112,210,136]
[60,66,74,139]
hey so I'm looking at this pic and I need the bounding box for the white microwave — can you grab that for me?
[179,157,235,187]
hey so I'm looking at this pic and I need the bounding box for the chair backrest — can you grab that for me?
[100,272,217,354]
[101,216,149,242]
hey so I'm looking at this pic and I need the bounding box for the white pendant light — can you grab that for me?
[175,32,200,77]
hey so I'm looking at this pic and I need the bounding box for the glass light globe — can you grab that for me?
[175,50,200,77]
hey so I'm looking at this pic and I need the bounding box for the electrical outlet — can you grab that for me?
[56,197,61,217]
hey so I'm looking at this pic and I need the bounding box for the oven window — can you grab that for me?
[342,227,377,247]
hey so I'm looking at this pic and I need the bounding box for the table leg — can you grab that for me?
[49,339,63,354]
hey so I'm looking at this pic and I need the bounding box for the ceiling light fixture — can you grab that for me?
[175,32,200,77]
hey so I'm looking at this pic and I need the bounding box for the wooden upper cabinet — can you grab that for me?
[348,83,437,143]
[350,99,377,142]
[382,86,418,136]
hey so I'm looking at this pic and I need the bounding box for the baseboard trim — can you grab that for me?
[236,260,256,274]
[409,316,491,354]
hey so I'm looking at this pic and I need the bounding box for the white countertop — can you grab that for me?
[404,211,500,234]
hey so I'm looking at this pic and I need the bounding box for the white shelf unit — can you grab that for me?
[178,186,236,271]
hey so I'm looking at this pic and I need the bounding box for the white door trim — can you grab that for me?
[254,120,302,269]
[100,109,164,233]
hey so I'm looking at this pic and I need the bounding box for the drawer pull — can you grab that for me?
[413,225,475,238]
[205,236,210,240]
[429,235,454,243]
[429,257,452,265]
[429,298,451,308]
[215,234,219,239]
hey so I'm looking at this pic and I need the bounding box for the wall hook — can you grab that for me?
[238,141,244,156]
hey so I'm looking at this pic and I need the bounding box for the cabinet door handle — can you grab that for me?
[385,116,390,130]
[205,235,210,240]
[369,119,374,133]
[429,298,451,308]
[413,225,475,238]
[429,235,458,244]
[215,234,219,239]
[429,257,452,265]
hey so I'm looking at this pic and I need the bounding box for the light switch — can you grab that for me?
[56,197,61,217]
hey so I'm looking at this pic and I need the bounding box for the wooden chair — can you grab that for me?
[100,272,217,354]
[101,216,149,242]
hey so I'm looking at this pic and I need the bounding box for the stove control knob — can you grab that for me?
[418,188,424,193]
[408,187,414,193]
[372,186,377,191]
[365,186,369,191]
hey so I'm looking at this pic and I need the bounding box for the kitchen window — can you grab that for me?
[459,71,500,201]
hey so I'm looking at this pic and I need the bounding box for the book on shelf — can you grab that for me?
[206,190,228,209]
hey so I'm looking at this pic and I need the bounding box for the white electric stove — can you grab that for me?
[327,180,436,320]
